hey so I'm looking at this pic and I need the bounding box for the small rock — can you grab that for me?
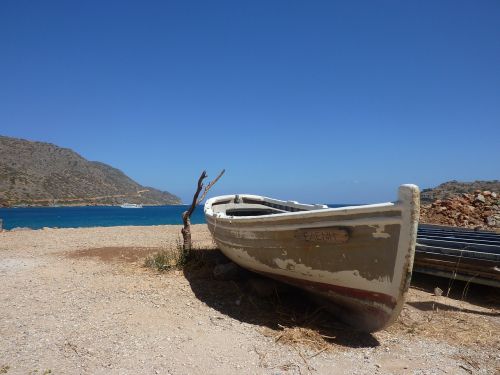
[491,192,497,198]
[434,287,443,296]
[483,191,492,196]
[486,216,496,227]
[475,194,486,203]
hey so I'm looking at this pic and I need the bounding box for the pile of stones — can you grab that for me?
[420,190,500,231]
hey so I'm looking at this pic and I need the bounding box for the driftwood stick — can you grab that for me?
[181,171,207,253]
[186,171,207,219]
[181,169,225,253]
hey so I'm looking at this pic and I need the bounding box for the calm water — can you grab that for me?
[0,205,206,230]
[0,204,351,230]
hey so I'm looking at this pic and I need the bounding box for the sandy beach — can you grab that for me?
[0,224,498,374]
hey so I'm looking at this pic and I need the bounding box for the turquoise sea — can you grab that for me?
[0,205,206,230]
[0,204,351,230]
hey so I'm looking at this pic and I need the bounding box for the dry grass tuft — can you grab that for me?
[259,325,334,371]
[266,326,332,352]
[144,249,186,271]
[260,325,335,359]
[144,239,189,271]
[144,240,219,272]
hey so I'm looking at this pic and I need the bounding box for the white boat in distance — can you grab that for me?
[120,203,143,208]
[204,185,420,332]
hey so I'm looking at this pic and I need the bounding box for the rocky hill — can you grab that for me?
[420,190,499,231]
[0,136,181,207]
[420,180,499,231]
[421,180,500,204]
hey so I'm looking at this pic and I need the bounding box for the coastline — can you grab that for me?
[2,203,184,208]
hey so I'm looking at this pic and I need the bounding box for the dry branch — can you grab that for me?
[181,169,225,253]
[197,169,225,204]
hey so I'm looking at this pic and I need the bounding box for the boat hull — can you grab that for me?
[204,185,420,332]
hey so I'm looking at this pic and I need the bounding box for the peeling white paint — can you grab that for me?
[218,245,396,314]
[269,256,392,293]
[214,231,394,295]
[370,224,391,239]
[274,258,297,271]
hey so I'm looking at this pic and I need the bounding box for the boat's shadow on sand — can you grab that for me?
[182,249,381,349]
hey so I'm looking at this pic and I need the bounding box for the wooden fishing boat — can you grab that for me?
[204,185,420,332]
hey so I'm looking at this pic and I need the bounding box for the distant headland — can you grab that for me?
[0,135,181,207]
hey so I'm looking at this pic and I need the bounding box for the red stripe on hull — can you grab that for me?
[255,270,398,332]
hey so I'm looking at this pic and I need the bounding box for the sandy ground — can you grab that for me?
[0,225,498,375]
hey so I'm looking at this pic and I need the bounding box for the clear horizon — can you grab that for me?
[1,1,499,204]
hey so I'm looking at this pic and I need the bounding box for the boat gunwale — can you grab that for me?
[205,194,401,224]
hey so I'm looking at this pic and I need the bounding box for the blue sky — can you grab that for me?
[1,1,499,204]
